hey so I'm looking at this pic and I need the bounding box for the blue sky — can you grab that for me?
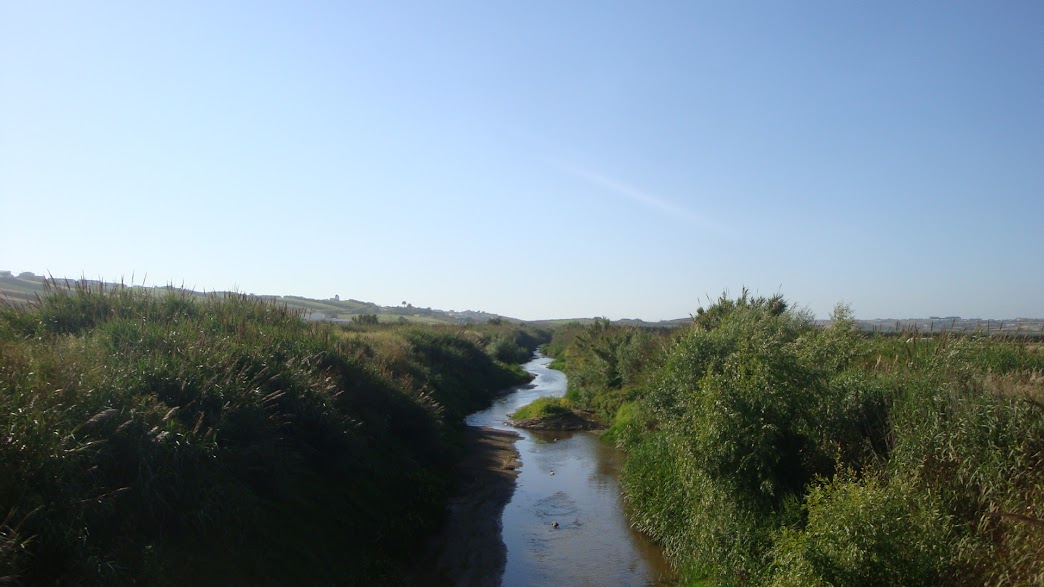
[2,1,1041,321]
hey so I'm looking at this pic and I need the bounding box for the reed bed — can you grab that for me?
[0,280,544,585]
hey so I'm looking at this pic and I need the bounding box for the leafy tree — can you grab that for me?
[352,314,379,325]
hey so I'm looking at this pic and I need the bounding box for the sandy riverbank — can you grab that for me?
[410,426,522,587]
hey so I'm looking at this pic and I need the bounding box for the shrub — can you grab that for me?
[510,396,571,420]
[770,474,954,587]
[655,299,827,509]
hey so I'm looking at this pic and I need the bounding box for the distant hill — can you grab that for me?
[0,271,48,303]
[0,272,511,326]
[3,271,1040,332]
[528,317,691,329]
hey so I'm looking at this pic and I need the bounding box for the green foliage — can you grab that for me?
[622,432,696,563]
[601,400,642,445]
[770,474,954,587]
[886,369,1044,585]
[691,288,789,332]
[554,291,1044,586]
[659,305,825,507]
[0,282,541,585]
[541,321,586,363]
[485,332,531,364]
[510,396,571,420]
[560,320,674,421]
[626,431,774,586]
[352,313,379,325]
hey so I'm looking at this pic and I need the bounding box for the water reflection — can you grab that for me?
[466,355,674,587]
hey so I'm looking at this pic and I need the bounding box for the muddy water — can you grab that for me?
[466,355,674,587]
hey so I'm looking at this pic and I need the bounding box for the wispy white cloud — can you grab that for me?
[554,161,717,230]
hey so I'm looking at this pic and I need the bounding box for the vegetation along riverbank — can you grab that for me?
[0,280,548,585]
[509,396,603,431]
[538,291,1043,586]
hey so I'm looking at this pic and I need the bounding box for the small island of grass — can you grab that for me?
[509,397,603,431]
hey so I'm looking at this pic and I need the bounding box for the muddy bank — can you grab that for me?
[511,409,603,431]
[411,426,521,587]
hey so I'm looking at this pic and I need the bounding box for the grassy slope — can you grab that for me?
[0,274,48,304]
[0,282,547,585]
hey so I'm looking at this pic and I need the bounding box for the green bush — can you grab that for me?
[560,321,673,420]
[510,396,571,420]
[655,298,827,509]
[771,474,953,587]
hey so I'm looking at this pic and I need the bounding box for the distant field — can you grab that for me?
[0,275,48,304]
[274,296,379,313]
[269,297,347,313]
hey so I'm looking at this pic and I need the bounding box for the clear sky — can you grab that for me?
[2,1,1042,321]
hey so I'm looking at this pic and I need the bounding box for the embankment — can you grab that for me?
[0,282,548,585]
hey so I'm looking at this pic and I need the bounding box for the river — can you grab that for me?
[466,354,675,587]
